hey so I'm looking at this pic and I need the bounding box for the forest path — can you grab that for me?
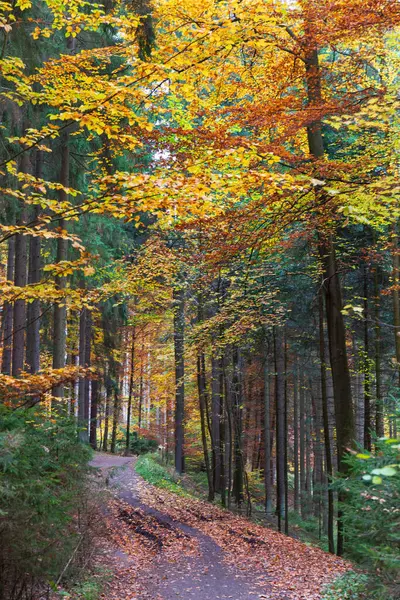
[91,453,349,600]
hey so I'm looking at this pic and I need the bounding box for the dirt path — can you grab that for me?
[91,453,348,600]
[91,453,280,600]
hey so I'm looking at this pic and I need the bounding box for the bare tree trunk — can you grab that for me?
[284,334,289,535]
[374,260,384,437]
[319,289,335,554]
[173,287,185,474]
[12,220,28,377]
[219,355,226,506]
[392,229,400,438]
[312,385,323,534]
[111,382,120,454]
[78,307,87,442]
[305,390,312,517]
[26,150,42,375]
[89,379,99,450]
[138,340,144,435]
[197,353,214,501]
[274,327,285,530]
[12,154,30,377]
[224,360,233,508]
[103,374,111,452]
[299,371,306,519]
[126,328,135,450]
[1,237,15,375]
[52,138,69,401]
[293,364,300,513]
[363,265,371,450]
[84,311,91,434]
[211,354,221,492]
[305,33,355,556]
[232,346,244,507]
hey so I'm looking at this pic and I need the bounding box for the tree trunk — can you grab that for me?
[392,229,400,438]
[374,260,383,437]
[126,328,135,450]
[319,289,335,554]
[138,341,144,435]
[26,150,42,375]
[197,353,214,501]
[219,355,226,506]
[84,310,91,433]
[12,217,28,377]
[305,42,355,556]
[12,154,30,377]
[299,371,306,518]
[52,138,70,401]
[1,237,15,375]
[293,364,300,513]
[231,346,244,506]
[211,354,221,493]
[363,266,371,450]
[173,287,185,474]
[305,389,312,517]
[89,379,99,450]
[103,376,111,452]
[78,307,88,442]
[111,383,120,454]
[274,327,285,529]
[312,385,323,532]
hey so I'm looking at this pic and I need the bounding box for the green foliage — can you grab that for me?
[339,436,400,581]
[135,453,188,495]
[0,406,93,598]
[55,566,112,600]
[321,572,369,600]
[129,432,158,455]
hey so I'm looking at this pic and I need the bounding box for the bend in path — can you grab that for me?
[90,453,348,600]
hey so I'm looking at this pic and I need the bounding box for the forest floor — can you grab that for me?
[90,453,351,600]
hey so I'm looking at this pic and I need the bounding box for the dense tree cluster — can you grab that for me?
[1,0,400,596]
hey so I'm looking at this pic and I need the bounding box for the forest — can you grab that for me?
[0,1,399,599]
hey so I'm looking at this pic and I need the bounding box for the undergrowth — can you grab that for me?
[320,572,369,600]
[0,406,98,600]
[135,453,189,496]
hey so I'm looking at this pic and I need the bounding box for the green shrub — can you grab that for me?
[321,572,369,600]
[129,432,158,455]
[135,453,188,495]
[339,437,400,581]
[0,406,93,599]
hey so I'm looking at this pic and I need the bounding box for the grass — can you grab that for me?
[55,567,112,599]
[135,453,190,496]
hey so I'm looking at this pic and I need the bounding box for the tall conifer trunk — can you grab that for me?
[374,260,384,437]
[363,266,371,450]
[319,289,335,553]
[173,287,185,474]
[197,353,214,501]
[299,371,306,518]
[305,40,354,555]
[293,364,300,513]
[12,153,30,377]
[231,346,244,506]
[52,138,69,401]
[2,237,15,375]
[274,327,285,529]
[26,150,42,375]
[211,354,221,493]
[90,379,99,450]
[126,328,135,450]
